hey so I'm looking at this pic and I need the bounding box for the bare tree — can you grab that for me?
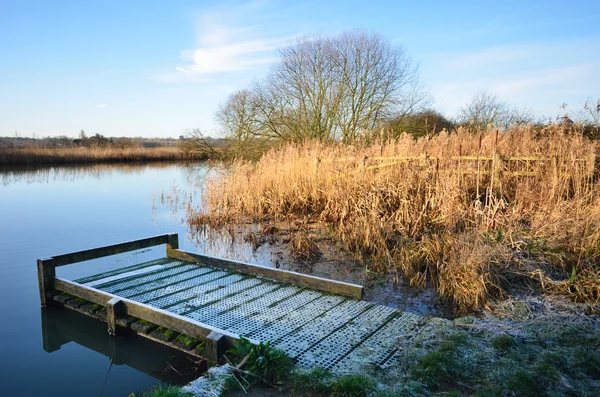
[459,91,533,129]
[217,30,426,144]
[215,89,262,156]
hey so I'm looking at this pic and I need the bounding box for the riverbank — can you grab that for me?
[187,125,600,312]
[138,294,600,396]
[0,146,209,166]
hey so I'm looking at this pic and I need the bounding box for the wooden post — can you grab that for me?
[205,331,225,363]
[37,258,56,308]
[106,298,125,336]
[167,233,179,251]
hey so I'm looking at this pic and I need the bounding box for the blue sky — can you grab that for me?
[1,0,599,138]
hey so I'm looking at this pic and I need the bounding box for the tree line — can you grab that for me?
[189,29,599,159]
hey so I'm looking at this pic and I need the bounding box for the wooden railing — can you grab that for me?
[37,233,178,307]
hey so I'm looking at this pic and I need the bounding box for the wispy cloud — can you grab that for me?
[424,36,600,117]
[162,2,297,82]
[96,103,107,109]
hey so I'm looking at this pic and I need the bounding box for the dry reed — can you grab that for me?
[0,147,206,166]
[189,125,600,309]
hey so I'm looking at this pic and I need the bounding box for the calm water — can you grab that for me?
[0,162,449,396]
[0,163,216,397]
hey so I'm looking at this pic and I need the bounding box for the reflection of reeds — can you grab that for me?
[0,147,206,166]
[189,125,600,310]
[0,162,182,187]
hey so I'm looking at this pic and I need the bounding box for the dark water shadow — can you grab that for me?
[41,307,205,385]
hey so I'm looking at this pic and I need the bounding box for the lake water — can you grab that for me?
[0,163,219,396]
[0,162,449,396]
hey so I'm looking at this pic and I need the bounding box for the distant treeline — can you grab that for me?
[0,132,183,150]
[0,131,231,166]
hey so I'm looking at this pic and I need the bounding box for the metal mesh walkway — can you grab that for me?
[75,257,409,374]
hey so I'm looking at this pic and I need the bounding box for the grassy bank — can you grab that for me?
[189,125,600,311]
[137,300,600,396]
[0,146,209,166]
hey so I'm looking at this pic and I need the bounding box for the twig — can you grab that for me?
[166,362,183,377]
[237,353,251,369]
[231,373,248,394]
[228,366,276,387]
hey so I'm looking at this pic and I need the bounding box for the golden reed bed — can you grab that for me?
[189,125,600,310]
[0,146,205,166]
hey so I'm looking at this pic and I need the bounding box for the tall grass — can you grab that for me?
[0,146,206,166]
[190,125,600,309]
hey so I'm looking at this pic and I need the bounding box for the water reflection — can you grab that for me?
[41,307,204,385]
[0,162,206,187]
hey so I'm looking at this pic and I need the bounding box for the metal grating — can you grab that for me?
[213,286,304,335]
[187,283,286,329]
[95,261,193,292]
[75,257,174,284]
[329,311,424,374]
[249,294,347,344]
[69,255,428,377]
[294,306,399,369]
[272,300,373,358]
[133,272,240,306]
[108,265,214,297]
[182,277,267,318]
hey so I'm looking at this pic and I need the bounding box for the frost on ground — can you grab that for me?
[182,364,233,397]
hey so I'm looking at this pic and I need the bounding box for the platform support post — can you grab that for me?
[37,258,56,308]
[107,298,125,336]
[206,331,225,363]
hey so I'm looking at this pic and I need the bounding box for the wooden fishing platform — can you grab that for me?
[38,234,419,373]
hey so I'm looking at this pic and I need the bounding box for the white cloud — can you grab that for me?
[171,3,297,79]
[96,104,107,109]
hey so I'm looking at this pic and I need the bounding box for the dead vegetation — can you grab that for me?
[187,125,600,311]
[0,146,206,166]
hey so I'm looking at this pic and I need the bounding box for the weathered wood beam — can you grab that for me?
[54,277,246,359]
[48,234,177,267]
[167,248,364,300]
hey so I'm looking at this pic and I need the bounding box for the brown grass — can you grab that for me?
[0,146,207,166]
[188,125,600,310]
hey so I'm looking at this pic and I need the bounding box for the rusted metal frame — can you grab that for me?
[167,248,364,300]
[54,277,244,361]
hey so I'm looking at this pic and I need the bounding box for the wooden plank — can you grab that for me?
[167,248,364,300]
[54,278,246,353]
[48,234,176,267]
[37,258,55,307]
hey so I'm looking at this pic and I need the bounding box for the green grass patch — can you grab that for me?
[491,334,515,351]
[289,367,333,396]
[331,374,376,397]
[409,333,470,391]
